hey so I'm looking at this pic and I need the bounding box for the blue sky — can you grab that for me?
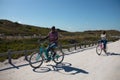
[0,0,120,32]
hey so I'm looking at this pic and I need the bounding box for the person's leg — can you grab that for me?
[46,44,51,59]
[50,43,57,48]
[103,40,107,53]
[103,40,107,49]
[49,43,57,57]
[45,43,57,62]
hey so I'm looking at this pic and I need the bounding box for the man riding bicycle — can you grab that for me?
[40,26,58,62]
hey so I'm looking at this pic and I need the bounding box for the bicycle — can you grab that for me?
[29,40,64,68]
[96,41,107,55]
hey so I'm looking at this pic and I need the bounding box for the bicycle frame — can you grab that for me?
[96,41,107,55]
[29,41,64,68]
[99,42,104,49]
[35,47,47,61]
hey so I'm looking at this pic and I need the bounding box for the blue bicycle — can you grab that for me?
[29,40,64,68]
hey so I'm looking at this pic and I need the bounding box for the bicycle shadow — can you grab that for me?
[33,62,89,75]
[101,52,120,56]
[33,67,51,73]
[107,52,120,56]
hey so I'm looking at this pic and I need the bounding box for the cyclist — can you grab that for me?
[100,31,107,53]
[40,26,58,62]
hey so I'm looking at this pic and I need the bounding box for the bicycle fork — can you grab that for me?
[36,48,46,61]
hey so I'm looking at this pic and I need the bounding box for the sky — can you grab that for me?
[0,0,120,32]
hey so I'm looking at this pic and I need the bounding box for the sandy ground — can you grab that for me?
[0,40,120,80]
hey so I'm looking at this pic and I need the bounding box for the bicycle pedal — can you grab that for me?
[45,60,50,63]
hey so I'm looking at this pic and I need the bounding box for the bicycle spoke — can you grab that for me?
[53,47,64,64]
[29,52,43,68]
[96,45,102,55]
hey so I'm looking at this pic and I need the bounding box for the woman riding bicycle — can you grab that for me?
[40,26,58,62]
[100,31,107,53]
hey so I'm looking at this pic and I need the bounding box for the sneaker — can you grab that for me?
[45,59,50,63]
[45,57,51,63]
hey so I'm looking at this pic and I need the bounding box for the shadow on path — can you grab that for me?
[0,62,30,71]
[0,46,95,72]
[101,52,120,56]
[107,52,120,56]
[33,62,89,75]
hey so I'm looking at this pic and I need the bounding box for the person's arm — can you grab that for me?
[39,34,49,41]
[44,35,49,40]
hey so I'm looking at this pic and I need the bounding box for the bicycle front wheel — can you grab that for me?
[53,46,64,64]
[29,52,43,68]
[96,45,102,55]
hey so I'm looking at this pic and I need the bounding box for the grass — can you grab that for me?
[0,19,120,62]
[0,35,119,62]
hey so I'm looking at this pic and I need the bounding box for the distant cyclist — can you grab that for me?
[40,26,58,62]
[100,31,107,53]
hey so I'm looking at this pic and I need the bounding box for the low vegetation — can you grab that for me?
[0,19,120,61]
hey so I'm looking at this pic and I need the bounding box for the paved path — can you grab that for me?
[0,40,120,80]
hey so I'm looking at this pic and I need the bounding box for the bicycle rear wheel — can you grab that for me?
[53,46,64,64]
[29,52,43,68]
[96,45,102,55]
